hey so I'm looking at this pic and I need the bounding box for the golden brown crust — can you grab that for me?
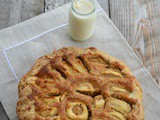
[17,47,144,120]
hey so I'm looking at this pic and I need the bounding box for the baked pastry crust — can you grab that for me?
[17,47,144,120]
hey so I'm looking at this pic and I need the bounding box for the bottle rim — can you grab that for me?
[71,0,96,16]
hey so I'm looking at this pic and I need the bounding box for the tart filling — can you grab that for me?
[17,47,143,120]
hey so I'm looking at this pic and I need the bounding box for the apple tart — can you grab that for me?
[17,47,144,120]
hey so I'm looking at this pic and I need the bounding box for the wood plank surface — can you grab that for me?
[0,102,9,120]
[109,0,160,84]
[0,1,160,120]
[0,0,108,30]
[0,0,160,84]
[0,0,44,30]
[0,3,160,120]
[97,0,109,15]
[44,0,109,15]
[45,0,72,12]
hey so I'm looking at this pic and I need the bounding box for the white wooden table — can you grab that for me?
[0,0,160,119]
[0,0,160,84]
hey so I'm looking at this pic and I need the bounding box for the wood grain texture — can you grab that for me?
[21,0,44,21]
[45,0,72,12]
[0,1,160,119]
[0,0,160,84]
[109,0,160,84]
[0,0,44,30]
[0,3,160,119]
[0,102,9,120]
[0,0,108,30]
[45,0,109,15]
[0,0,12,29]
[97,0,109,15]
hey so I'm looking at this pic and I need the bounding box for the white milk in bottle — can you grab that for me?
[68,0,96,41]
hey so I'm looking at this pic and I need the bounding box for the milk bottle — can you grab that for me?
[68,0,96,41]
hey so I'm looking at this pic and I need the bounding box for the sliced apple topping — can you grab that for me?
[44,96,60,105]
[110,86,128,94]
[53,115,60,120]
[73,58,88,73]
[129,86,142,99]
[89,56,106,64]
[94,95,105,108]
[108,112,125,120]
[60,92,68,101]
[75,82,95,96]
[62,60,77,75]
[106,98,131,115]
[67,102,88,120]
[40,107,58,117]
[101,68,123,78]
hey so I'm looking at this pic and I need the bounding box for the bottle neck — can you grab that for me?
[71,0,95,16]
